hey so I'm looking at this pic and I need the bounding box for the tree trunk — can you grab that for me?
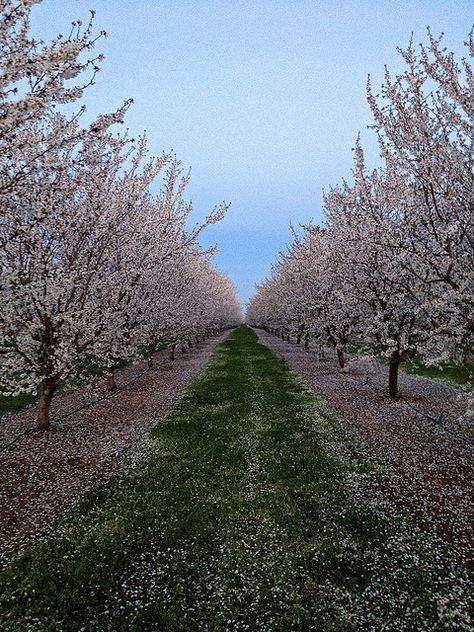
[147,356,154,370]
[37,377,59,430]
[296,334,301,345]
[336,348,345,368]
[169,343,176,360]
[286,334,290,342]
[389,351,400,398]
[107,368,117,391]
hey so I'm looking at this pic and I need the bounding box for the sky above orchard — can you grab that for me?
[31,0,472,306]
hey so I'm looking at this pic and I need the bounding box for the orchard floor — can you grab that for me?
[255,329,474,575]
[0,332,229,570]
[0,326,471,631]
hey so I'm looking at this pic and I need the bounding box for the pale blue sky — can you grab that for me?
[31,0,473,305]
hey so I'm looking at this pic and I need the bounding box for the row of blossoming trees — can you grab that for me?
[247,30,474,398]
[0,1,241,428]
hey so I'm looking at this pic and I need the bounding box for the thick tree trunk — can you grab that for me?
[389,351,401,398]
[107,367,117,391]
[37,377,59,430]
[336,348,345,368]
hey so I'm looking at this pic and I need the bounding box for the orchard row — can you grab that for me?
[0,1,241,428]
[247,30,474,397]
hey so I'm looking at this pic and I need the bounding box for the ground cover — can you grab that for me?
[0,390,38,417]
[0,326,471,630]
[0,335,225,570]
[257,330,474,574]
[403,357,473,389]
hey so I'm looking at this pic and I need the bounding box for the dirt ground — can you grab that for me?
[0,333,228,570]
[255,329,474,575]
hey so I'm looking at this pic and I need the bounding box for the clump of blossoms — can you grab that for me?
[247,28,474,398]
[0,1,242,428]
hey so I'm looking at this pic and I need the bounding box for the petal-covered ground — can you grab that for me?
[0,326,471,630]
[0,334,228,570]
[255,329,474,574]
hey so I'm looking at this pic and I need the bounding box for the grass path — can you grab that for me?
[0,326,471,630]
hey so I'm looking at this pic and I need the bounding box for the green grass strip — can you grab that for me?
[402,357,474,389]
[0,326,471,630]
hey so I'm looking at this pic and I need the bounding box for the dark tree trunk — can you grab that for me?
[37,376,59,430]
[389,351,401,398]
[169,343,176,360]
[296,334,301,345]
[336,348,345,368]
[286,334,290,342]
[147,356,154,370]
[107,367,117,391]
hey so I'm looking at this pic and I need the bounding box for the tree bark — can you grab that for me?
[336,348,345,368]
[169,343,176,360]
[107,367,117,391]
[389,351,401,398]
[37,377,59,430]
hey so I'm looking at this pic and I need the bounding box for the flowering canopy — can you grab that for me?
[0,1,242,428]
[247,30,474,397]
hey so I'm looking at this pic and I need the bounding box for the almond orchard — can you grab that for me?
[0,0,242,429]
[0,2,472,630]
[247,32,473,398]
